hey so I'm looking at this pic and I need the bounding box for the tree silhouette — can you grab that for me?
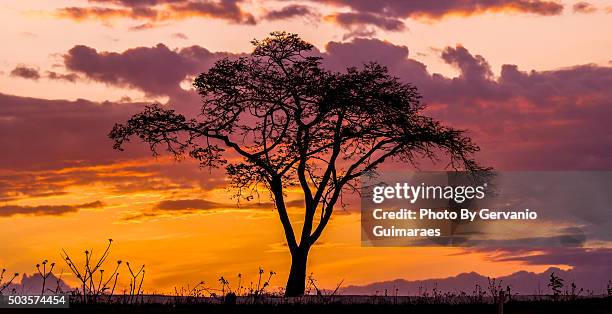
[109,32,484,296]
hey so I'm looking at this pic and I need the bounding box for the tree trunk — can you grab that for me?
[285,247,309,297]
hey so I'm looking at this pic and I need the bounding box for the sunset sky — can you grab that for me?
[1,0,612,293]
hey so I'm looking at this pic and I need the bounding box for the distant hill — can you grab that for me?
[341,267,611,296]
[3,273,71,295]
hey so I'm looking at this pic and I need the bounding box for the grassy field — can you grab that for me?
[2,297,609,314]
[2,296,610,314]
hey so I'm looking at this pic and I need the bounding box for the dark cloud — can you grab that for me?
[56,7,152,21]
[315,0,564,19]
[0,160,227,203]
[325,12,406,31]
[129,22,159,30]
[121,197,277,221]
[53,0,566,30]
[484,247,612,267]
[13,38,612,176]
[8,66,79,82]
[0,93,148,171]
[441,45,494,81]
[56,0,255,26]
[165,0,255,24]
[0,93,229,203]
[320,38,612,170]
[10,65,40,80]
[154,198,290,211]
[120,197,308,221]
[63,44,232,97]
[45,71,79,82]
[0,201,104,217]
[264,5,319,20]
[573,1,597,13]
[155,198,222,211]
[172,32,188,39]
[4,38,612,210]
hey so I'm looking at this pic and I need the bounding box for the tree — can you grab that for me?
[548,272,564,299]
[109,32,484,296]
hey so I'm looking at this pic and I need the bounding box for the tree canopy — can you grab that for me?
[109,31,484,296]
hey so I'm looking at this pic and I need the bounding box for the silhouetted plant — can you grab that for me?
[236,273,243,295]
[0,269,19,295]
[60,239,121,303]
[487,277,503,304]
[505,285,513,302]
[52,270,66,294]
[307,273,322,296]
[568,280,582,300]
[126,261,145,304]
[218,276,229,296]
[35,260,55,295]
[172,280,213,304]
[110,31,486,296]
[472,284,487,303]
[253,267,275,297]
[548,272,564,300]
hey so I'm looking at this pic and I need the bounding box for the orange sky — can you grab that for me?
[1,0,611,293]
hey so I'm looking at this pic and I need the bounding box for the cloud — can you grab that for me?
[264,5,319,21]
[155,198,222,211]
[0,201,104,217]
[572,1,597,13]
[4,38,612,210]
[0,93,148,172]
[63,44,233,97]
[56,0,255,26]
[315,0,564,20]
[10,65,40,80]
[153,198,285,212]
[484,247,612,267]
[11,37,612,175]
[320,38,612,170]
[120,197,307,221]
[20,32,37,38]
[172,32,188,40]
[9,66,81,82]
[325,12,406,31]
[121,198,272,221]
[5,36,612,190]
[45,71,79,82]
[52,0,566,31]
[0,93,230,202]
[56,7,149,21]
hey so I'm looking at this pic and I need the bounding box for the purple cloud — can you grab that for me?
[573,2,597,13]
[0,201,104,217]
[315,0,564,19]
[57,0,255,25]
[320,38,612,170]
[326,12,406,31]
[63,44,232,97]
[264,5,319,20]
[10,65,40,80]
